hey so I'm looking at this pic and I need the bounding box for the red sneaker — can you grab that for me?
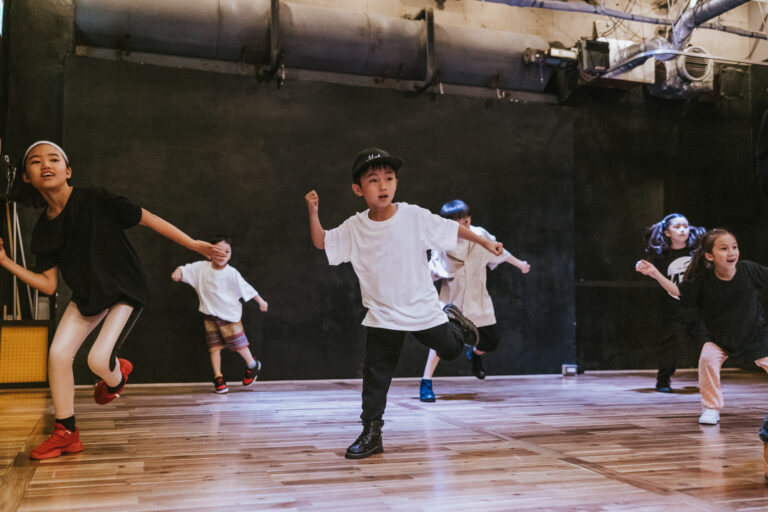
[30,423,84,460]
[243,361,262,386]
[94,358,133,405]
[213,376,229,394]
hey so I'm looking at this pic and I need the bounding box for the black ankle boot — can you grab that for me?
[345,420,384,459]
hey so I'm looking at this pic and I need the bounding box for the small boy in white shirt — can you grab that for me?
[172,236,268,394]
[304,147,504,459]
[419,199,531,402]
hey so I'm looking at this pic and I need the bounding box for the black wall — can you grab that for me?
[573,78,766,371]
[56,57,574,383]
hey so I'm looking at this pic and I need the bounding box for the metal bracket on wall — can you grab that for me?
[258,0,282,84]
[411,8,439,94]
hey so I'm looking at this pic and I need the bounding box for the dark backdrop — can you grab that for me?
[3,0,768,385]
[57,56,574,383]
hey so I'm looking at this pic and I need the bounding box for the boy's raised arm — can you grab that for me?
[305,190,326,250]
[458,225,503,256]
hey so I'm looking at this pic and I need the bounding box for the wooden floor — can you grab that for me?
[3,370,768,511]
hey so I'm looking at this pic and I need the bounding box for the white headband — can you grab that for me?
[23,140,69,166]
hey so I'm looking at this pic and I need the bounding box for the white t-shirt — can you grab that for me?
[179,261,258,323]
[429,225,510,327]
[325,202,459,330]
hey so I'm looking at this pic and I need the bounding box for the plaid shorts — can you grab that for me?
[203,314,250,352]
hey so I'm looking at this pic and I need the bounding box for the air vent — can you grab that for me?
[676,46,712,82]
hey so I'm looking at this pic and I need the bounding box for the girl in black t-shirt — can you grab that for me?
[641,213,705,392]
[0,141,224,460]
[636,229,768,421]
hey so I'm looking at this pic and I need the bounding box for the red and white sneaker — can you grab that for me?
[94,358,133,405]
[30,423,84,460]
[213,376,229,394]
[243,361,262,386]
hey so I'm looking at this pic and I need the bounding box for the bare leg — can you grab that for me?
[49,303,106,418]
[235,347,256,367]
[87,303,133,387]
[422,349,441,379]
[210,349,223,376]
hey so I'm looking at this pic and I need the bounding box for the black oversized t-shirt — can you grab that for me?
[679,260,768,360]
[648,247,697,324]
[31,186,148,316]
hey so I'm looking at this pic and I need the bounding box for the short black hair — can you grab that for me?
[440,200,470,220]
[209,235,232,245]
[353,163,398,186]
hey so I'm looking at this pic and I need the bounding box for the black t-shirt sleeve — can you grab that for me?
[678,277,700,309]
[30,212,60,272]
[103,188,142,228]
[743,260,768,289]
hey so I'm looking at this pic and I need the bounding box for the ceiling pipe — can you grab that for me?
[74,0,551,92]
[483,0,766,41]
[670,0,750,49]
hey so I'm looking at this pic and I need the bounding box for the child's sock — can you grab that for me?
[247,360,259,369]
[106,375,125,394]
[56,415,76,431]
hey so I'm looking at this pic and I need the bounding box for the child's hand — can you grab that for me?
[305,190,319,215]
[193,240,227,260]
[519,261,531,274]
[0,238,6,264]
[635,259,656,276]
[171,267,182,282]
[486,240,503,256]
[259,300,268,312]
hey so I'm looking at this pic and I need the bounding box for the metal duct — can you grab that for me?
[671,0,750,49]
[602,36,675,78]
[74,0,551,92]
[75,0,271,62]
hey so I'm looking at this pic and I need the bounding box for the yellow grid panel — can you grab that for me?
[0,326,48,383]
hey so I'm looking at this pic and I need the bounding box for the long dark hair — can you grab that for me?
[683,228,734,280]
[643,213,705,257]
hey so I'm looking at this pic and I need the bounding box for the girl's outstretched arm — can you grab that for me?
[635,259,680,296]
[0,238,58,295]
[139,209,225,260]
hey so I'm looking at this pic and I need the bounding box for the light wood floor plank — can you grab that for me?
[3,370,768,510]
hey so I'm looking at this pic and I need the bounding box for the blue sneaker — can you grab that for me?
[419,379,435,402]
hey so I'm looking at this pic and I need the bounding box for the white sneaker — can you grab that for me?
[698,408,720,425]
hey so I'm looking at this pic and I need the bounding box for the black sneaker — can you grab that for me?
[468,350,486,380]
[443,304,479,347]
[213,376,229,394]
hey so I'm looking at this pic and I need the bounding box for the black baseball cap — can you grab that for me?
[352,147,402,182]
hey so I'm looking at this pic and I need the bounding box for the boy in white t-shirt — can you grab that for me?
[304,147,504,459]
[172,236,268,394]
[419,199,531,402]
